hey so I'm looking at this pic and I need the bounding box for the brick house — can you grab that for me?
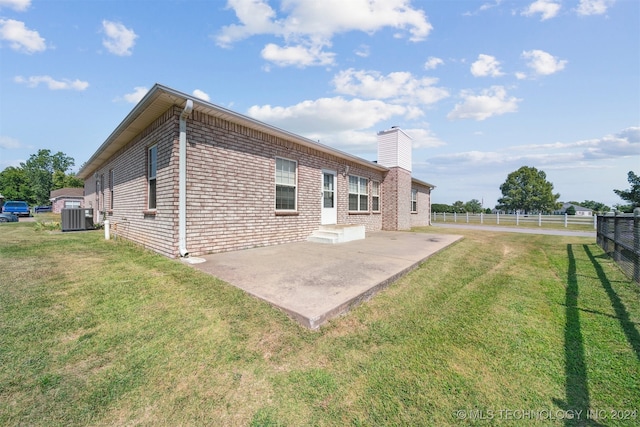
[49,187,85,213]
[77,84,434,258]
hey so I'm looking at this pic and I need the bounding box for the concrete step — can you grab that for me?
[307,224,365,244]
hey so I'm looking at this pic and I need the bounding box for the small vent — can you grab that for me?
[61,208,94,232]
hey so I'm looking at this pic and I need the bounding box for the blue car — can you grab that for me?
[2,200,30,217]
[35,205,52,213]
[0,212,19,223]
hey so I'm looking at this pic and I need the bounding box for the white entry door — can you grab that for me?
[321,170,337,225]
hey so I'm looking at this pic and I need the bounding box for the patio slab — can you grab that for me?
[188,231,462,329]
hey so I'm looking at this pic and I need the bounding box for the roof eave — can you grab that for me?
[78,84,387,179]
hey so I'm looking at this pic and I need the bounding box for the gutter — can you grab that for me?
[179,100,193,257]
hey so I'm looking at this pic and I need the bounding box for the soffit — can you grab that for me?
[78,84,387,179]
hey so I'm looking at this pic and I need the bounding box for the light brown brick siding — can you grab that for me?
[85,107,388,258]
[52,197,84,213]
[410,182,432,227]
[85,108,179,258]
[381,167,413,230]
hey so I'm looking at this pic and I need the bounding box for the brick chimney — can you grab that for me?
[377,127,413,230]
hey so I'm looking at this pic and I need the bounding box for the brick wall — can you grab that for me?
[85,107,179,258]
[52,197,84,213]
[85,106,387,258]
[381,167,413,230]
[183,110,385,256]
[410,181,432,227]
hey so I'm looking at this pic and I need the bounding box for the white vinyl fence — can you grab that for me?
[431,212,597,229]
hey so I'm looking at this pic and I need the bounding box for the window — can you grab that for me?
[411,189,418,212]
[109,169,114,210]
[371,181,380,212]
[65,200,81,209]
[100,174,104,211]
[275,157,296,210]
[95,178,100,210]
[349,175,368,211]
[148,145,157,209]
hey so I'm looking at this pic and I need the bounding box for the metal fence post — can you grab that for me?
[614,211,620,262]
[634,208,640,283]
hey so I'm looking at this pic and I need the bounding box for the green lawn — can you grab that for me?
[0,222,638,426]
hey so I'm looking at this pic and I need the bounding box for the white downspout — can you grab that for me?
[179,99,193,257]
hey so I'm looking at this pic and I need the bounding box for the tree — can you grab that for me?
[578,200,610,214]
[613,171,640,208]
[565,205,576,215]
[20,149,76,206]
[452,200,465,213]
[0,167,34,203]
[52,170,83,189]
[497,166,560,214]
[431,203,452,213]
[465,199,482,213]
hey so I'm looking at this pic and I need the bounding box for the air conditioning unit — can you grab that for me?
[61,208,94,232]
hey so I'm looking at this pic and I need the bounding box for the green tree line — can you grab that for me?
[433,167,639,214]
[0,149,83,206]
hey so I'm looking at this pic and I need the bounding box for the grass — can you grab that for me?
[0,222,639,426]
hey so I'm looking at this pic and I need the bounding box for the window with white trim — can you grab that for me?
[349,175,368,212]
[411,189,418,212]
[275,157,297,210]
[371,181,380,212]
[148,145,157,209]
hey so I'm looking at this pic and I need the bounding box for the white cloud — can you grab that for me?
[518,127,640,160]
[464,0,503,16]
[521,0,561,21]
[521,49,567,76]
[14,75,89,90]
[116,86,148,103]
[216,0,280,47]
[428,126,639,171]
[261,43,335,67]
[424,56,443,70]
[576,0,615,16]
[354,44,370,58]
[0,135,22,149]
[332,68,449,106]
[0,18,45,53]
[192,89,210,102]
[217,0,432,67]
[102,20,137,56]
[403,127,446,149]
[470,54,504,77]
[447,86,521,121]
[247,97,408,135]
[0,0,30,11]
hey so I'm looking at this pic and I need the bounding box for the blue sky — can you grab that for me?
[1,0,638,209]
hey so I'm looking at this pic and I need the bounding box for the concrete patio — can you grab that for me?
[187,231,462,329]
